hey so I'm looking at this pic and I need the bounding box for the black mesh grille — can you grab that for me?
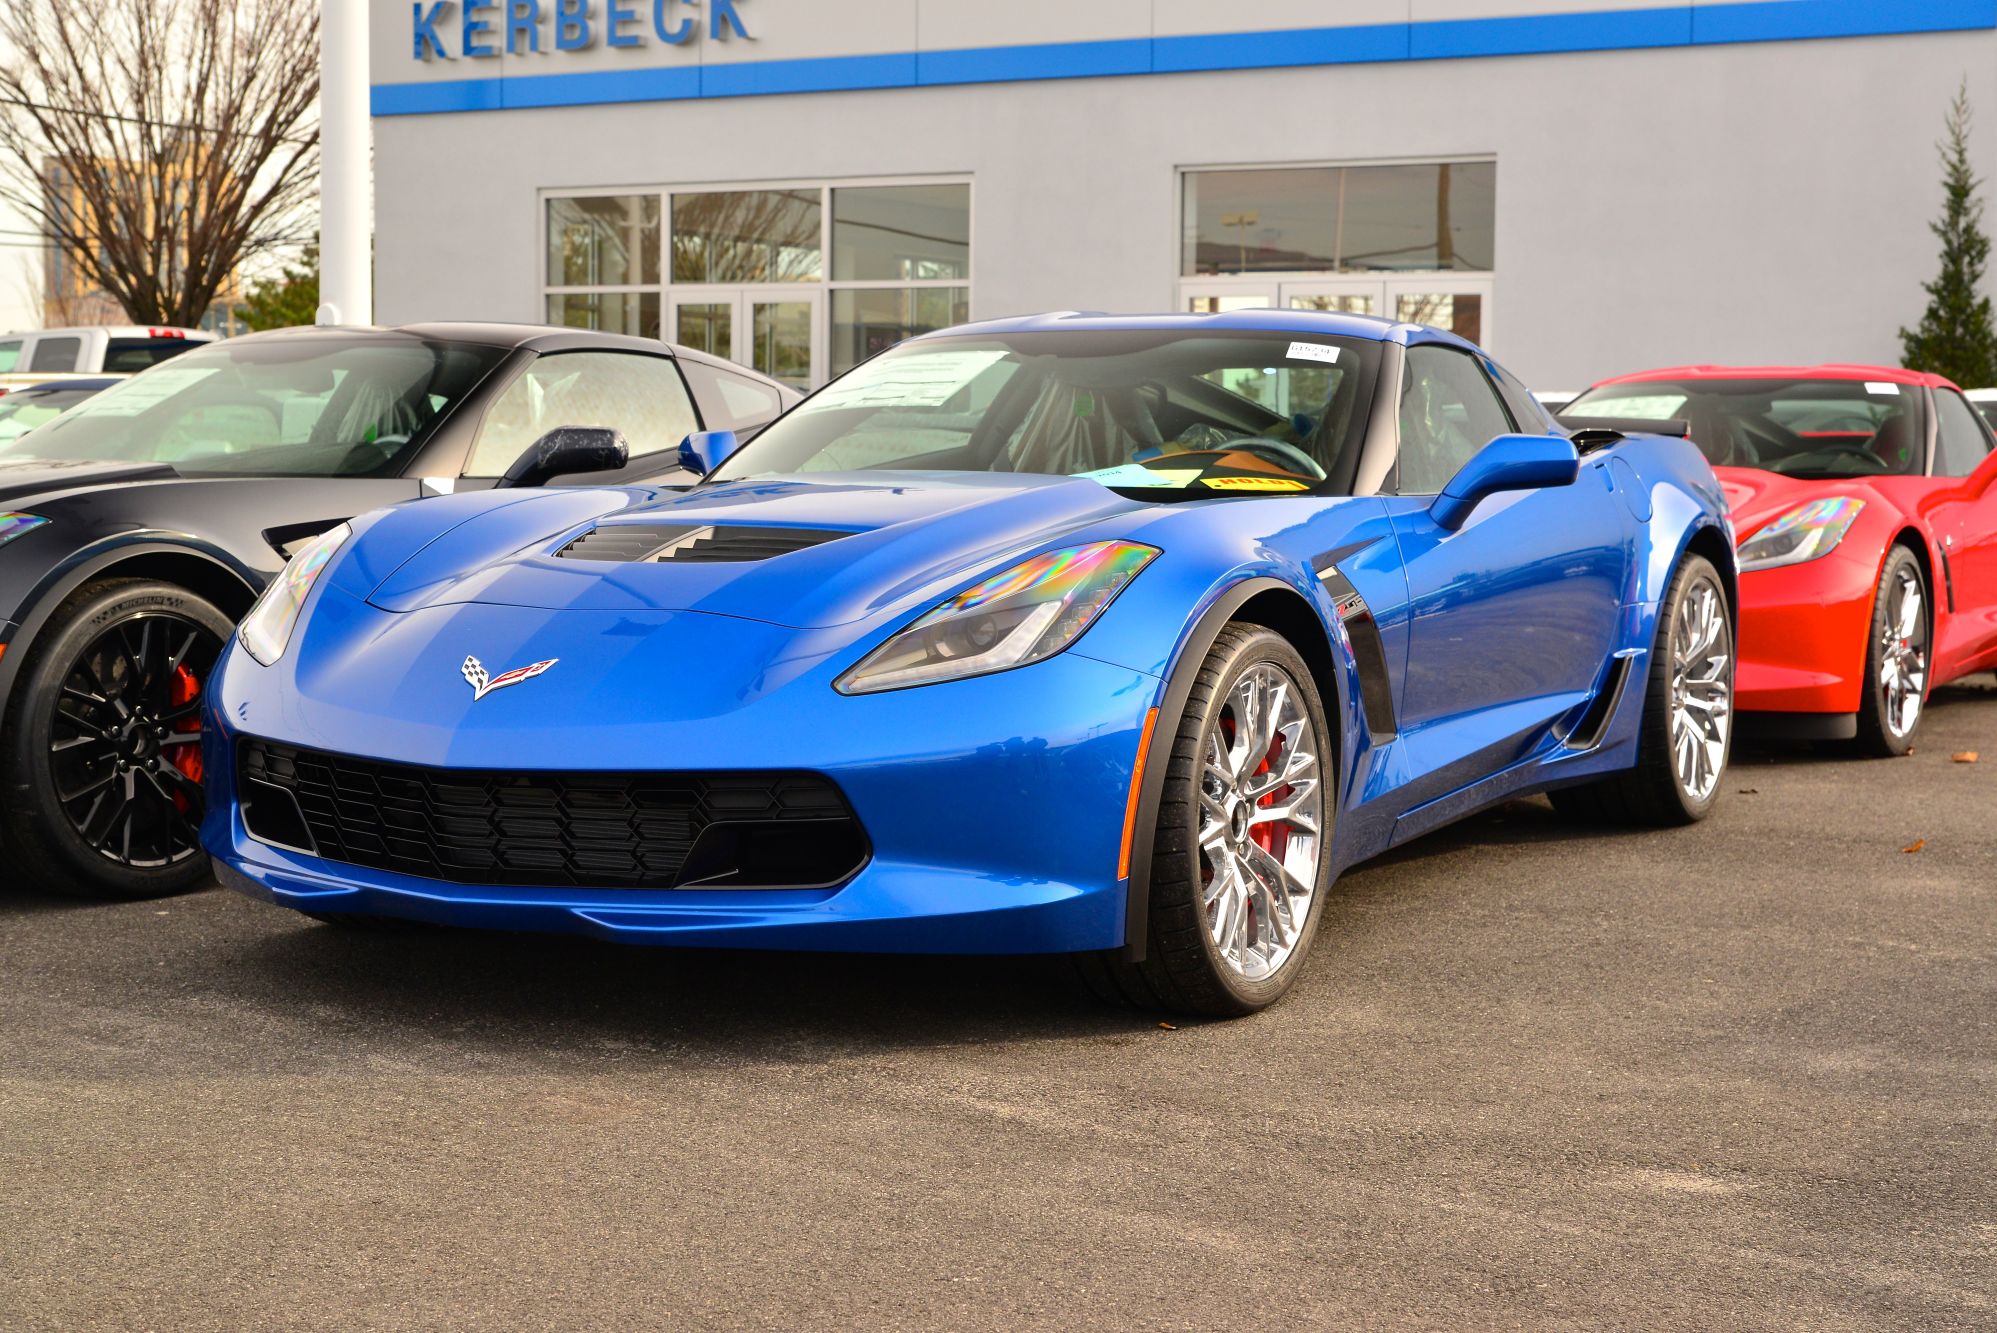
[239,740,867,890]
[556,523,849,564]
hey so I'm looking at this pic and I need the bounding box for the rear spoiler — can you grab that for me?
[1555,415,1692,452]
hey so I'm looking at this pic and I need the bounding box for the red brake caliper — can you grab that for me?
[164,665,203,812]
[1252,733,1290,862]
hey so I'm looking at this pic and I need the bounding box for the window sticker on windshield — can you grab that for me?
[1286,342,1341,366]
[1078,463,1204,488]
[1865,382,1902,396]
[808,350,1009,411]
[79,366,220,417]
[1203,475,1310,493]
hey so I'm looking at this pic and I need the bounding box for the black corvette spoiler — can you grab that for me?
[1555,415,1692,452]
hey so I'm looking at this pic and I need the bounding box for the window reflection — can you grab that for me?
[832,185,971,282]
[547,291,661,339]
[672,190,823,284]
[832,287,970,374]
[547,195,659,287]
[1183,163,1495,276]
[1395,293,1482,343]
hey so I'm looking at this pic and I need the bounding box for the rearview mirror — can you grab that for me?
[677,429,740,478]
[498,426,629,489]
[1429,433,1580,530]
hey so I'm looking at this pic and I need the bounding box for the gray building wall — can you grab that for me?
[372,27,1997,388]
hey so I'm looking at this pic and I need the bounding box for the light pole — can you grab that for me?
[317,0,371,326]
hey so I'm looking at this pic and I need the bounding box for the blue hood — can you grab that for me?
[361,471,1147,630]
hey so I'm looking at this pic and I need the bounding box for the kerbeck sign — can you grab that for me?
[411,0,752,61]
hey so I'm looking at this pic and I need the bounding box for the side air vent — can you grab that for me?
[556,523,850,564]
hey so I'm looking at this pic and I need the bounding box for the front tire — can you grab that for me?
[1551,554,1734,826]
[1854,546,1929,758]
[1078,625,1332,1017]
[1,579,232,899]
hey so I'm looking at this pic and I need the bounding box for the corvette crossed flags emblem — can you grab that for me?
[461,654,558,701]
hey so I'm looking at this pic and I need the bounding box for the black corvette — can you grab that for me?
[0,322,798,899]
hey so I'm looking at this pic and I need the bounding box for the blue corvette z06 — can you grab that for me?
[203,312,1737,1015]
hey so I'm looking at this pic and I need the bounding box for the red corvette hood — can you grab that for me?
[1715,466,1866,537]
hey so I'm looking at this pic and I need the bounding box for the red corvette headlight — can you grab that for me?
[1736,497,1864,572]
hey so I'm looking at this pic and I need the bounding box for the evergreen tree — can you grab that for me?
[1901,82,1997,387]
[235,243,321,332]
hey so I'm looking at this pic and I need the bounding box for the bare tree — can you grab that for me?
[0,0,319,329]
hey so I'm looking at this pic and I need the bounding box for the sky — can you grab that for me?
[0,30,44,333]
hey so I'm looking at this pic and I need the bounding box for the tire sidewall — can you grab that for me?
[3,581,234,897]
[1656,555,1733,822]
[1159,627,1334,1013]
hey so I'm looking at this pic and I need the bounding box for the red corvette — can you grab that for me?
[1566,365,1997,753]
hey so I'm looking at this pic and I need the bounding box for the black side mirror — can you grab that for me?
[677,429,740,478]
[498,426,630,489]
[1429,433,1581,530]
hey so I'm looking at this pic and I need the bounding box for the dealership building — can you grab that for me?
[367,0,1997,392]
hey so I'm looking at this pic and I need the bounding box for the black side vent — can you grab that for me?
[556,523,850,564]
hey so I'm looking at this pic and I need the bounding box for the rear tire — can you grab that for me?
[1550,554,1733,826]
[1853,546,1929,758]
[1,579,231,899]
[1077,625,1332,1018]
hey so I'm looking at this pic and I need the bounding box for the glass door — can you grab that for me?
[1180,281,1275,314]
[1384,276,1495,345]
[741,286,821,392]
[1278,280,1384,318]
[671,288,736,362]
[671,287,822,393]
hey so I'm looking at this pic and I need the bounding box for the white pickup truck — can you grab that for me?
[0,325,215,394]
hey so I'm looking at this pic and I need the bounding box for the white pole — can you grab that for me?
[317,0,371,326]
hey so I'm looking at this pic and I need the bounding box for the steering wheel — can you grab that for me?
[1208,436,1328,483]
[1773,441,1890,476]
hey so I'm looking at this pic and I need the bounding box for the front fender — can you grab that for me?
[0,532,260,701]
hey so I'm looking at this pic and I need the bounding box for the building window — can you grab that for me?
[543,180,970,389]
[1178,160,1496,346]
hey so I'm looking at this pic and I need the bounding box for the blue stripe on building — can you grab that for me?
[370,0,1997,116]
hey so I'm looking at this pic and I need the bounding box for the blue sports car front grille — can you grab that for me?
[237,740,868,890]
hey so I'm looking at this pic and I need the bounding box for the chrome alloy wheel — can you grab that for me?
[1668,577,1733,804]
[1878,566,1928,739]
[1198,664,1324,983]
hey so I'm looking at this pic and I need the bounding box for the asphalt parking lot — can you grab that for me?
[2,682,1993,1331]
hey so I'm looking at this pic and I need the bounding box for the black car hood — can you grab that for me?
[0,457,179,505]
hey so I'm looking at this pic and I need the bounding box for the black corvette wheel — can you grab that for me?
[1076,624,1332,1018]
[2,579,230,899]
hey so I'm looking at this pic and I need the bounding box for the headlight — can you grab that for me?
[1736,497,1864,571]
[837,540,1159,694]
[238,522,350,665]
[0,512,48,548]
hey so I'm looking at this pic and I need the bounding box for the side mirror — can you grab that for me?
[1429,433,1580,530]
[498,426,629,489]
[677,429,740,478]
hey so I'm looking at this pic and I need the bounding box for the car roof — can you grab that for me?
[916,308,1465,349]
[225,321,685,356]
[1592,364,1960,391]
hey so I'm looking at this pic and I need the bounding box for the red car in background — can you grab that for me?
[1566,365,1997,754]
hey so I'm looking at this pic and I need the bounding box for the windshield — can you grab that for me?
[1567,377,1928,478]
[0,386,104,444]
[0,337,509,477]
[709,330,1382,497]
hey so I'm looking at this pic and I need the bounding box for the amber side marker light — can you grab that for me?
[1118,707,1161,881]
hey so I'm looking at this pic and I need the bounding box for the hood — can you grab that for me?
[1713,465,1914,537]
[0,456,178,506]
[363,471,1148,630]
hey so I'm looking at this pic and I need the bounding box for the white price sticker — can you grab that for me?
[1864,381,1902,396]
[1286,342,1341,365]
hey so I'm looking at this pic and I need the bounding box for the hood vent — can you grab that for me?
[557,523,852,564]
